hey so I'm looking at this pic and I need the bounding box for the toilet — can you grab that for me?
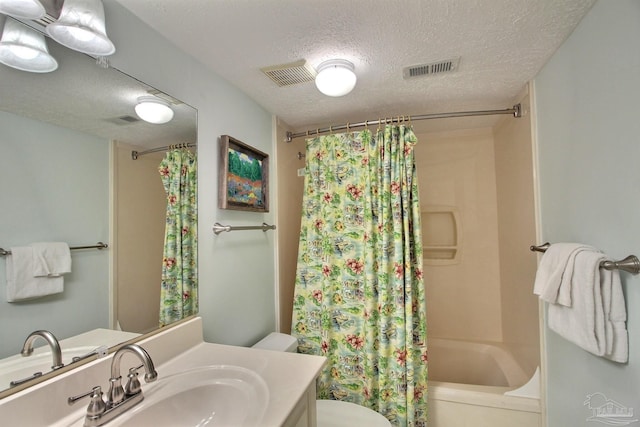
[253,333,391,427]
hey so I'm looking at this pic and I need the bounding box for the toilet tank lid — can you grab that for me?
[252,332,298,352]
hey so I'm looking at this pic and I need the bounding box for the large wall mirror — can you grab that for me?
[0,16,197,396]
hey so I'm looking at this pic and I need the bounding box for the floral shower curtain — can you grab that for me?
[291,125,428,426]
[158,148,198,326]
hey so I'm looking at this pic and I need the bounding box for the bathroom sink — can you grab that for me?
[109,365,269,427]
[0,346,98,388]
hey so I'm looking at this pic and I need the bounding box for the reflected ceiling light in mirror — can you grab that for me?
[135,96,174,124]
[315,59,357,97]
[0,17,58,73]
[0,0,45,20]
[46,0,115,56]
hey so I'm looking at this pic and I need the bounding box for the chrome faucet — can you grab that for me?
[107,343,158,405]
[68,344,158,427]
[20,330,64,370]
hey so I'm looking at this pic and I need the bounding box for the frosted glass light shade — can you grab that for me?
[315,59,357,97]
[46,0,115,56]
[135,96,174,124]
[0,0,45,20]
[0,18,58,73]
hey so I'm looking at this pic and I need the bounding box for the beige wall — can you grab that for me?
[414,128,503,342]
[113,142,166,333]
[494,93,540,374]
[276,120,305,334]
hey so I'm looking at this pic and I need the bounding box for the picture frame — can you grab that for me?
[219,135,269,212]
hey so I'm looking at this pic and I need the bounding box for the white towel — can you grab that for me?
[547,250,628,363]
[602,268,628,363]
[31,242,71,277]
[533,243,596,306]
[6,246,64,302]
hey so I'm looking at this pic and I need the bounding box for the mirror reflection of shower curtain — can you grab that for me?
[291,125,428,426]
[158,148,198,326]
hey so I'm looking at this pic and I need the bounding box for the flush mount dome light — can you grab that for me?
[46,0,115,56]
[0,18,58,73]
[315,59,357,97]
[135,96,174,124]
[0,0,45,20]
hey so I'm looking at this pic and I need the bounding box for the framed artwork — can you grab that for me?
[219,135,269,212]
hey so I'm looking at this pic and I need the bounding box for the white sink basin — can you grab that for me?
[109,365,269,427]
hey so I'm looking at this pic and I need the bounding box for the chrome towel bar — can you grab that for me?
[0,242,108,257]
[530,242,640,275]
[213,222,276,235]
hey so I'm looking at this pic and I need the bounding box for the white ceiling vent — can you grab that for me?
[261,60,317,87]
[106,115,140,125]
[403,57,460,79]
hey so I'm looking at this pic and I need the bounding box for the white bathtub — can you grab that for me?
[428,338,541,427]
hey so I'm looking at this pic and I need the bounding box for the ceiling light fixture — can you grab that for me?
[0,0,45,20]
[135,96,174,124]
[46,0,115,56]
[315,59,357,97]
[0,17,58,73]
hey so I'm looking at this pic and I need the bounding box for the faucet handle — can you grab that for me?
[107,376,125,405]
[68,386,106,417]
[125,364,144,396]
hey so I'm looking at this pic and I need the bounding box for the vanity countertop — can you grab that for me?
[0,317,326,427]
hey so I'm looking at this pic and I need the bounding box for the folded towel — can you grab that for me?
[603,268,628,363]
[533,243,596,306]
[31,242,71,277]
[6,246,64,302]
[547,250,628,363]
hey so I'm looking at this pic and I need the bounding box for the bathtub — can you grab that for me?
[427,338,541,427]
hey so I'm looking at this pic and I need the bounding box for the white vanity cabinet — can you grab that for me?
[284,383,318,427]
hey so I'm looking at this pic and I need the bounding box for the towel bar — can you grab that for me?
[530,242,640,275]
[213,222,276,235]
[0,242,108,257]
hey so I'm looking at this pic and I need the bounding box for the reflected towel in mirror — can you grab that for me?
[31,242,71,277]
[6,246,63,302]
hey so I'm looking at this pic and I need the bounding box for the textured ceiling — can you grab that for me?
[115,0,596,132]
[0,38,197,148]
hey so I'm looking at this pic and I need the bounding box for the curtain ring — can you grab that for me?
[329,125,333,134]
[316,128,320,136]
[306,129,310,137]
[346,122,350,133]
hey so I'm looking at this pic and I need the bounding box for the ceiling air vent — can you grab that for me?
[261,60,317,87]
[106,115,140,125]
[403,57,460,79]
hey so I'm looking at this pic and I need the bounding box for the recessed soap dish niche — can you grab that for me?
[421,206,461,265]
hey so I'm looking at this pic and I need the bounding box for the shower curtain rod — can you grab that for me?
[285,104,522,142]
[131,142,197,160]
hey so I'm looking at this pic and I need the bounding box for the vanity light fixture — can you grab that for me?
[0,0,45,20]
[46,0,115,56]
[0,17,58,73]
[315,59,357,97]
[135,96,174,124]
